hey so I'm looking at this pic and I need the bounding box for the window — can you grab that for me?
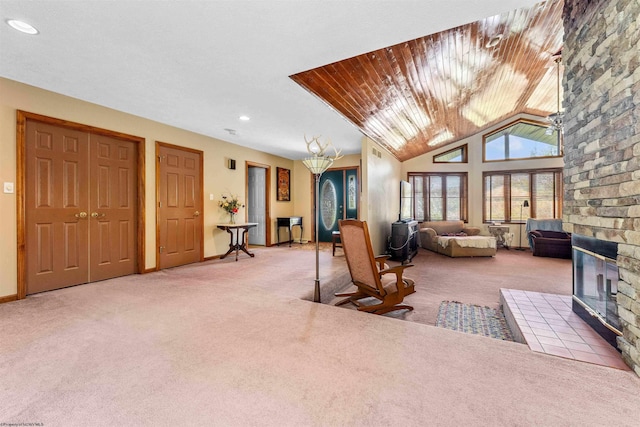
[433,145,467,163]
[483,169,563,223]
[408,173,468,222]
[483,119,561,161]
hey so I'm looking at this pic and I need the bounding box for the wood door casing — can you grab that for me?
[25,121,90,293]
[157,142,203,269]
[23,118,140,294]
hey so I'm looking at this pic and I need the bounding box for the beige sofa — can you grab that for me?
[419,220,496,257]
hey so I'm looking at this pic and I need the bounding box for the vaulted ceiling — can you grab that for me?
[291,0,564,161]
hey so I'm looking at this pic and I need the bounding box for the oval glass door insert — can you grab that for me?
[320,179,337,230]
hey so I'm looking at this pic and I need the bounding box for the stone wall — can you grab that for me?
[563,0,640,374]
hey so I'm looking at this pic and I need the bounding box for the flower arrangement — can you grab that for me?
[218,194,244,223]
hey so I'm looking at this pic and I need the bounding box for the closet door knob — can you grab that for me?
[194,210,201,217]
[75,212,88,219]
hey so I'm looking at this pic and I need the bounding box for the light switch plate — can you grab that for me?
[3,182,14,194]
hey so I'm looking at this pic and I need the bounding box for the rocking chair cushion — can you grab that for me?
[380,275,414,294]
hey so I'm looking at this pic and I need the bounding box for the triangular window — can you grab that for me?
[484,119,561,161]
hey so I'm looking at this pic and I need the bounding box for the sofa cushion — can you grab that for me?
[418,220,488,256]
[530,230,570,239]
[420,220,465,236]
[438,235,496,249]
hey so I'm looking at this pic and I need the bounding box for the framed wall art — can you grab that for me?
[277,167,291,201]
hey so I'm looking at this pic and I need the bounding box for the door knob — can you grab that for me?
[194,210,201,217]
[91,212,106,219]
[75,212,88,219]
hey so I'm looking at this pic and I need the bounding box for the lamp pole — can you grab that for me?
[312,172,322,302]
[303,155,334,303]
[302,135,341,303]
[516,200,529,251]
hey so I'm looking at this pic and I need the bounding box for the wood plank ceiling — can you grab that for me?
[290,0,564,162]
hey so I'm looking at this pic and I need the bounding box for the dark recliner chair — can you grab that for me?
[529,230,572,259]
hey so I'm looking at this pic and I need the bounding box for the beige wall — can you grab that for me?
[292,160,313,242]
[0,77,298,298]
[292,154,362,243]
[401,114,565,247]
[0,78,565,299]
[362,137,402,254]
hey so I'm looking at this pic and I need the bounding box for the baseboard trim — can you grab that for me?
[144,256,223,271]
[0,294,19,304]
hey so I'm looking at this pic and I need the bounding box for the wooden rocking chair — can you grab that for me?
[335,219,415,315]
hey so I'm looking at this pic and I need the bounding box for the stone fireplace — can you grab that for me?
[563,0,640,375]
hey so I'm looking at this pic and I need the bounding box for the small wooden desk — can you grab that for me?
[217,223,258,261]
[276,216,303,246]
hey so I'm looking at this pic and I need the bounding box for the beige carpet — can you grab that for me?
[330,247,574,326]
[1,245,639,426]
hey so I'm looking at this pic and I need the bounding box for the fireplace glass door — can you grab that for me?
[573,247,620,332]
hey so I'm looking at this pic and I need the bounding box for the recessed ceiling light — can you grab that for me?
[6,19,39,35]
[239,115,250,121]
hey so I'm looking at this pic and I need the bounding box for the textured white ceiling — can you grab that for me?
[0,0,541,160]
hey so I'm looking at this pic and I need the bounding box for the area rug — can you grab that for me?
[435,301,514,341]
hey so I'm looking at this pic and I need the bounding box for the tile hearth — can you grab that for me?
[501,289,629,371]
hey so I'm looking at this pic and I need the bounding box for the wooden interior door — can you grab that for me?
[25,121,90,293]
[89,135,138,281]
[24,121,139,293]
[157,143,203,269]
